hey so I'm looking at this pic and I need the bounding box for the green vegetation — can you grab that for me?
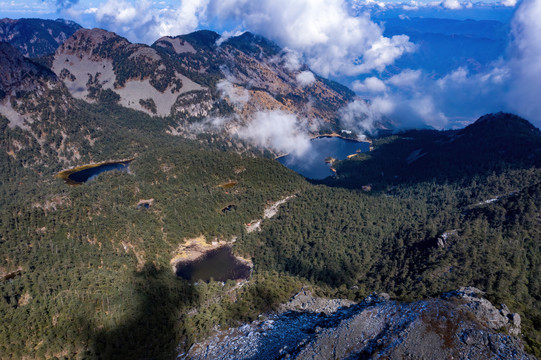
[1,104,540,359]
[139,98,157,114]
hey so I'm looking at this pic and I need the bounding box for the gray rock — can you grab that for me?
[183,288,534,360]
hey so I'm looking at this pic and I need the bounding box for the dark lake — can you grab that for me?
[277,137,370,179]
[67,162,130,183]
[175,246,252,282]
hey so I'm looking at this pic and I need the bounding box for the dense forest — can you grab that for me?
[1,99,540,359]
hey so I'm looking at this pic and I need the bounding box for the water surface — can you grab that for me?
[68,162,130,183]
[176,246,251,282]
[277,137,370,179]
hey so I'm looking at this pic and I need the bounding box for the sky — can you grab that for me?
[1,0,540,135]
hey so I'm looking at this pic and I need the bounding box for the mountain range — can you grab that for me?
[0,17,540,360]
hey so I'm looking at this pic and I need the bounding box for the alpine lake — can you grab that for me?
[277,136,370,179]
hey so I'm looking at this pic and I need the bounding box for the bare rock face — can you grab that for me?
[280,289,355,315]
[183,288,534,360]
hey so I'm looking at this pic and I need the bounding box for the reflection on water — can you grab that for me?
[68,162,130,183]
[56,160,132,185]
[175,246,252,282]
[277,137,370,179]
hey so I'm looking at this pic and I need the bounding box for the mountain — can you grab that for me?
[47,27,354,137]
[0,41,58,97]
[187,288,532,359]
[330,112,541,187]
[380,17,508,75]
[0,24,360,165]
[0,18,81,58]
[0,19,540,360]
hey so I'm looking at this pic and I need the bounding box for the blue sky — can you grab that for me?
[1,0,517,41]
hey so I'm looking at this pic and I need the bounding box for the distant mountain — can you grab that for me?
[0,18,81,58]
[331,112,541,187]
[380,17,508,75]
[47,27,354,127]
[458,112,541,138]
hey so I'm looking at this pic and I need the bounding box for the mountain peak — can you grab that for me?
[223,31,282,57]
[459,112,541,138]
[60,28,129,57]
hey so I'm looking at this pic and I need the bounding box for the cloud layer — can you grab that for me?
[50,0,541,130]
[506,0,541,124]
[207,0,415,77]
[236,111,313,156]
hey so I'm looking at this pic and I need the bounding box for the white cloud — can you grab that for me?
[409,96,448,128]
[236,110,313,156]
[85,0,208,44]
[188,116,230,133]
[436,67,468,88]
[296,71,316,87]
[339,98,393,135]
[352,76,387,93]
[216,29,244,46]
[506,0,541,125]
[282,48,303,72]
[206,0,415,77]
[441,0,462,10]
[387,69,421,88]
[501,0,517,7]
[216,79,250,107]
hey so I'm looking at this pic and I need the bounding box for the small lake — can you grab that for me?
[277,137,370,179]
[57,160,132,185]
[175,246,252,282]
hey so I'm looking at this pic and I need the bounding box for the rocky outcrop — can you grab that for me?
[183,287,534,359]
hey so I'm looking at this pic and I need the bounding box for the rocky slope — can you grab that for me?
[0,18,81,58]
[184,287,533,359]
[0,21,366,158]
[48,27,355,127]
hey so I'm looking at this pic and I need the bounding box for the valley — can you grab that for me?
[0,15,540,360]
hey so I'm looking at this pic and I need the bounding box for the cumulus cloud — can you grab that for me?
[216,79,250,107]
[216,29,245,46]
[441,0,462,10]
[506,0,541,125]
[348,62,515,131]
[387,69,421,87]
[352,77,387,93]
[501,0,517,7]
[340,98,393,135]
[77,0,207,44]
[206,0,415,77]
[236,111,313,156]
[296,71,316,87]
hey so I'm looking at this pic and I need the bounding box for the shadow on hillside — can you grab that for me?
[88,263,198,360]
[310,127,541,192]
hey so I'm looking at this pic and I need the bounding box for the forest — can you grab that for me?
[1,98,540,359]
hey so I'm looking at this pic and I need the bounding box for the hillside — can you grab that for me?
[0,18,81,58]
[48,27,354,136]
[0,23,362,158]
[0,20,540,360]
[329,112,541,188]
